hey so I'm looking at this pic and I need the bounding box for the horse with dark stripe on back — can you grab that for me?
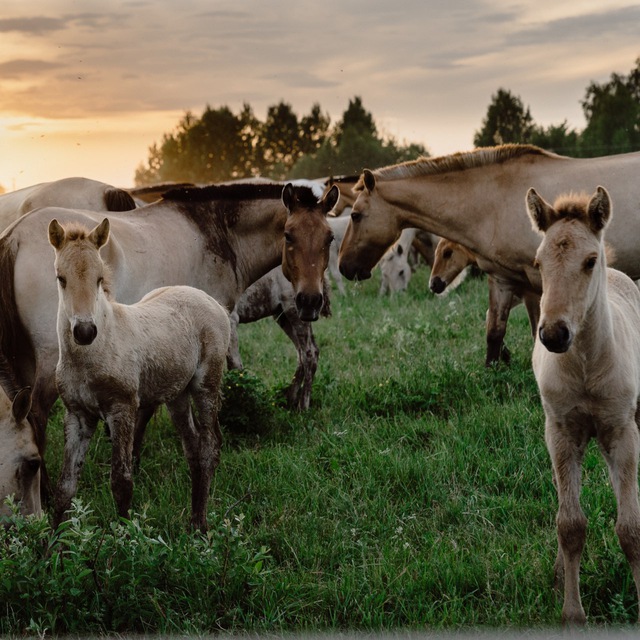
[0,180,339,502]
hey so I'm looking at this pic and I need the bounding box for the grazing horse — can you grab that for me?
[0,181,338,497]
[379,228,417,295]
[338,145,640,363]
[430,238,540,364]
[49,218,230,530]
[527,187,640,625]
[0,388,41,518]
[227,267,331,410]
[0,177,135,230]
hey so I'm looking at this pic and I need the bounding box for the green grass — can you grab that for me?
[2,267,638,634]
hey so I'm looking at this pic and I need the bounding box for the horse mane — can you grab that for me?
[355,144,562,190]
[163,182,321,209]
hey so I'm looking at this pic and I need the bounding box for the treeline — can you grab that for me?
[134,97,426,186]
[135,57,640,186]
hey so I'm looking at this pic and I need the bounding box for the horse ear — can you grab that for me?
[48,219,66,249]
[89,218,110,248]
[526,188,554,233]
[12,387,32,423]
[281,183,295,214]
[322,185,340,215]
[363,169,376,193]
[587,186,611,233]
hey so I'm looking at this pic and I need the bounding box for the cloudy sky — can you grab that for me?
[0,0,638,191]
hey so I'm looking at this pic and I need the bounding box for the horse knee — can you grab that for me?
[616,519,640,564]
[557,512,587,556]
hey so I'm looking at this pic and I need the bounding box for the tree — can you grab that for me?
[530,121,579,156]
[578,58,640,156]
[474,89,535,147]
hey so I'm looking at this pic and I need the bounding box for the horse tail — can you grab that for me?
[104,187,137,211]
[0,235,35,399]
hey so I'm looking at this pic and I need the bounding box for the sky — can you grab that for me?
[0,0,638,192]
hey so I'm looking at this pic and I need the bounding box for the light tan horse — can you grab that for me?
[0,388,41,518]
[0,181,338,498]
[50,218,230,530]
[0,177,135,230]
[338,145,640,361]
[527,186,640,625]
[430,237,540,365]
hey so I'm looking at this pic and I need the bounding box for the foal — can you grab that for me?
[527,186,640,624]
[50,218,230,531]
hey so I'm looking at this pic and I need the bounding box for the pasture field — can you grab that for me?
[1,268,638,634]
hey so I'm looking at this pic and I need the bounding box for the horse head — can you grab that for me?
[281,183,339,321]
[49,218,111,346]
[527,186,611,353]
[338,169,403,281]
[430,238,476,294]
[0,387,41,519]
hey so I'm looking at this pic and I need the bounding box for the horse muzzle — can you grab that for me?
[538,321,573,353]
[338,261,372,281]
[73,320,98,345]
[296,292,323,322]
[430,276,446,294]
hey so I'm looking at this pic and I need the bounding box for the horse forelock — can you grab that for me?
[550,192,591,225]
[354,144,558,190]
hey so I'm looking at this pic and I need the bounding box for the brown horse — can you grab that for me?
[338,145,640,362]
[430,237,540,364]
[50,219,230,530]
[527,187,640,625]
[0,181,338,497]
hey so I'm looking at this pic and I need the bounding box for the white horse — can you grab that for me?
[527,186,640,625]
[50,218,231,531]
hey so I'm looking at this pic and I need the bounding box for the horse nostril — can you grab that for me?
[295,292,323,321]
[73,322,97,345]
[539,321,572,353]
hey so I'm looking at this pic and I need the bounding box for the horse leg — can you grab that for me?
[53,409,98,527]
[546,420,590,626]
[168,375,223,531]
[132,404,156,469]
[599,422,640,622]
[522,291,541,340]
[106,405,136,520]
[30,374,60,503]
[485,275,515,366]
[276,309,318,411]
[226,311,244,370]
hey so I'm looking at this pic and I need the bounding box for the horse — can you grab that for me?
[49,218,230,530]
[327,214,351,294]
[0,388,41,519]
[0,176,136,230]
[527,186,640,625]
[338,145,640,363]
[0,181,339,499]
[430,237,540,364]
[227,267,331,410]
[379,228,417,295]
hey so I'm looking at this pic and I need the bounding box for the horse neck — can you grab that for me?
[376,166,541,263]
[228,200,286,291]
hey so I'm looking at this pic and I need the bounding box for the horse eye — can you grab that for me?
[351,211,363,223]
[443,249,453,259]
[584,256,597,270]
[284,232,293,244]
[20,457,41,477]
[57,275,67,289]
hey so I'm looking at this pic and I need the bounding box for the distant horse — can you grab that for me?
[379,228,417,295]
[50,218,230,530]
[0,388,41,518]
[0,176,135,229]
[430,237,540,364]
[338,145,640,363]
[0,181,338,497]
[228,267,331,410]
[527,186,640,625]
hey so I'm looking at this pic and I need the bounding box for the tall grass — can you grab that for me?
[1,268,637,634]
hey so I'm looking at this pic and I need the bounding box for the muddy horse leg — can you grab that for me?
[485,275,515,366]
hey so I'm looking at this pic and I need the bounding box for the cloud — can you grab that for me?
[0,59,65,79]
[0,16,65,35]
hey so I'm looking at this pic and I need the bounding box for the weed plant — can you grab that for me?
[2,268,638,633]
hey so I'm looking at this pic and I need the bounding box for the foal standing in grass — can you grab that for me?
[527,186,640,625]
[49,218,230,531]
